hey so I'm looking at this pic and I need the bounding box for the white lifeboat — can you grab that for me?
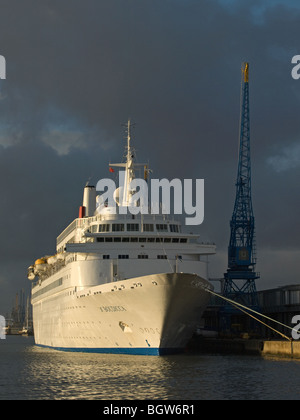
[27,265,36,281]
[34,258,48,272]
[47,255,57,265]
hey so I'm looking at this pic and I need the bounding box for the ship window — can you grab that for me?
[147,238,155,242]
[103,255,110,259]
[118,255,129,259]
[31,277,63,299]
[157,255,167,259]
[156,224,168,232]
[91,225,98,233]
[99,224,110,232]
[138,254,148,259]
[97,237,104,242]
[127,223,139,231]
[172,238,179,243]
[155,238,162,242]
[105,237,113,242]
[130,237,138,242]
[143,224,154,232]
[112,223,125,232]
[180,238,188,243]
[164,238,171,243]
[170,224,179,233]
[122,237,130,242]
[139,238,146,242]
[113,237,122,242]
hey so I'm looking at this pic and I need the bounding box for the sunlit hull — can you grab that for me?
[32,272,212,355]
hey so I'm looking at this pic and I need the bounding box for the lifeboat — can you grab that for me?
[56,253,65,261]
[34,257,48,272]
[47,255,57,265]
[27,265,36,281]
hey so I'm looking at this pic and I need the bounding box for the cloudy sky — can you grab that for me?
[0,0,300,313]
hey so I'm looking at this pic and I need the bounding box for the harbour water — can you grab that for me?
[1,335,300,400]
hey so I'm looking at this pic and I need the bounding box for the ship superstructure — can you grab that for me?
[28,122,215,355]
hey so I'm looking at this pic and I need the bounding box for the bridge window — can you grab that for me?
[112,223,125,232]
[156,224,168,232]
[143,224,154,232]
[170,224,180,233]
[99,224,110,232]
[127,223,139,231]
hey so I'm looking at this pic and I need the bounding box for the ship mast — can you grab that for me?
[123,119,135,206]
[109,119,147,209]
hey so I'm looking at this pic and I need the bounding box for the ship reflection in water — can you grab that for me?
[1,336,300,400]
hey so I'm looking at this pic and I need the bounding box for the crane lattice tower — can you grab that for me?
[222,62,260,318]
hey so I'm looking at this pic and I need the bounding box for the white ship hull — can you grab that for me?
[32,272,212,355]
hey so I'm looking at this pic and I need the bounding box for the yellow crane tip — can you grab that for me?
[242,62,249,83]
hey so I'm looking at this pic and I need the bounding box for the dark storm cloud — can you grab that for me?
[0,0,300,312]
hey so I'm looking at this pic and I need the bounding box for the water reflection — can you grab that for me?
[23,345,185,400]
[1,336,300,400]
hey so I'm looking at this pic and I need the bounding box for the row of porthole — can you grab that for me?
[76,279,158,297]
[139,328,160,334]
[62,305,86,310]
[61,336,107,340]
[61,320,99,325]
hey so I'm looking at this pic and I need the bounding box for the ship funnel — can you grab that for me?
[83,185,96,217]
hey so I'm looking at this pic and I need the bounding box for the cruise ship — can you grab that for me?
[28,122,215,355]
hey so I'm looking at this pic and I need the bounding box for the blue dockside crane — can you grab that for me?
[221,62,260,333]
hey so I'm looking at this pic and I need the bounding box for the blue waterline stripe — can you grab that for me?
[35,344,183,356]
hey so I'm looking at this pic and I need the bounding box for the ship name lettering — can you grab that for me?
[99,305,126,312]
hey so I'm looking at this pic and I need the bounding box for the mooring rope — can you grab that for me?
[204,286,293,341]
[229,301,291,341]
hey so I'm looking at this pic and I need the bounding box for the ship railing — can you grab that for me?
[56,213,180,247]
[56,213,214,248]
[56,219,77,246]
